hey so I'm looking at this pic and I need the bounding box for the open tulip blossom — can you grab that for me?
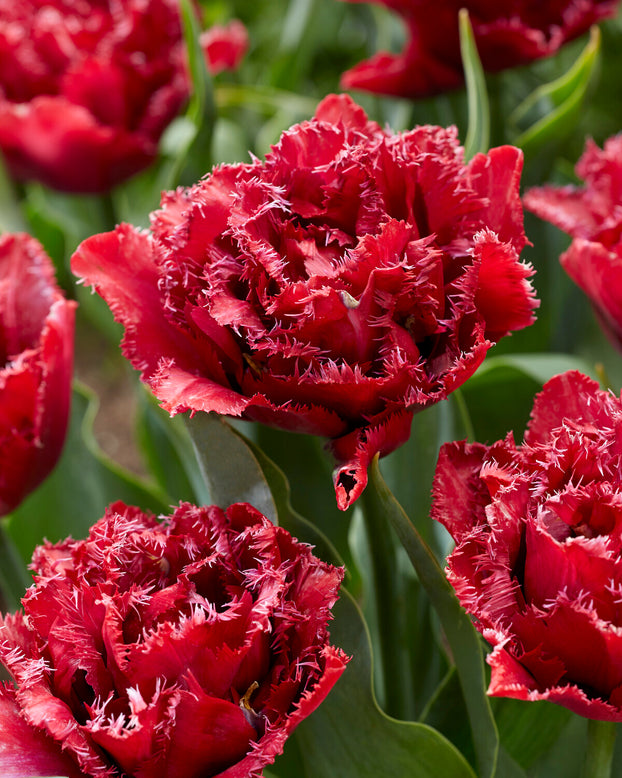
[0,0,188,192]
[0,232,75,516]
[433,371,622,720]
[0,500,348,777]
[71,93,537,510]
[339,0,620,99]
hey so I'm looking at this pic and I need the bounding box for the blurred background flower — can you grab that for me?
[525,134,622,354]
[339,0,620,98]
[0,232,75,516]
[0,0,188,192]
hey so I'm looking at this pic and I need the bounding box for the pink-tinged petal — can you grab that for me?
[330,410,414,510]
[433,369,622,719]
[164,686,257,778]
[523,185,604,239]
[0,233,74,515]
[216,645,349,778]
[469,146,527,253]
[560,239,622,350]
[431,440,491,539]
[524,134,622,352]
[1,502,348,776]
[0,685,85,778]
[201,20,249,76]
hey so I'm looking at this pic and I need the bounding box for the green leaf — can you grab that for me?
[113,0,216,223]
[0,153,27,233]
[135,390,207,505]
[5,383,169,564]
[369,458,499,778]
[185,414,277,523]
[510,26,600,154]
[459,8,490,159]
[461,353,597,443]
[492,697,572,770]
[290,589,477,778]
[186,414,343,567]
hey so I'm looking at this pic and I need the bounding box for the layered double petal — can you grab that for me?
[0,501,348,777]
[432,371,622,720]
[72,94,537,509]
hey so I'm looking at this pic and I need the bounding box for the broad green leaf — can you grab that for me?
[459,8,490,159]
[6,383,169,564]
[136,390,207,506]
[492,697,572,770]
[290,589,477,778]
[510,27,600,154]
[370,459,499,778]
[185,414,277,523]
[191,417,343,569]
[461,353,597,443]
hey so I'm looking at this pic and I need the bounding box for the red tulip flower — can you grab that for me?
[0,0,188,192]
[72,94,537,510]
[340,0,619,99]
[525,135,622,353]
[433,371,622,720]
[0,500,348,777]
[201,20,249,75]
[0,233,75,516]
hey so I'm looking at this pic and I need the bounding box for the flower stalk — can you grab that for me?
[582,720,618,778]
[360,481,414,720]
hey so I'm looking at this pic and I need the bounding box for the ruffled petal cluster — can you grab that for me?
[72,93,537,509]
[525,135,622,352]
[432,371,622,720]
[0,233,75,515]
[0,501,348,777]
[340,0,619,99]
[0,0,188,192]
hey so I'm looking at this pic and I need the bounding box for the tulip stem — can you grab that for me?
[360,478,414,721]
[0,523,31,613]
[583,720,617,778]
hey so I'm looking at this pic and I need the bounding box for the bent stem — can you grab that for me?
[582,720,617,778]
[360,483,414,721]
